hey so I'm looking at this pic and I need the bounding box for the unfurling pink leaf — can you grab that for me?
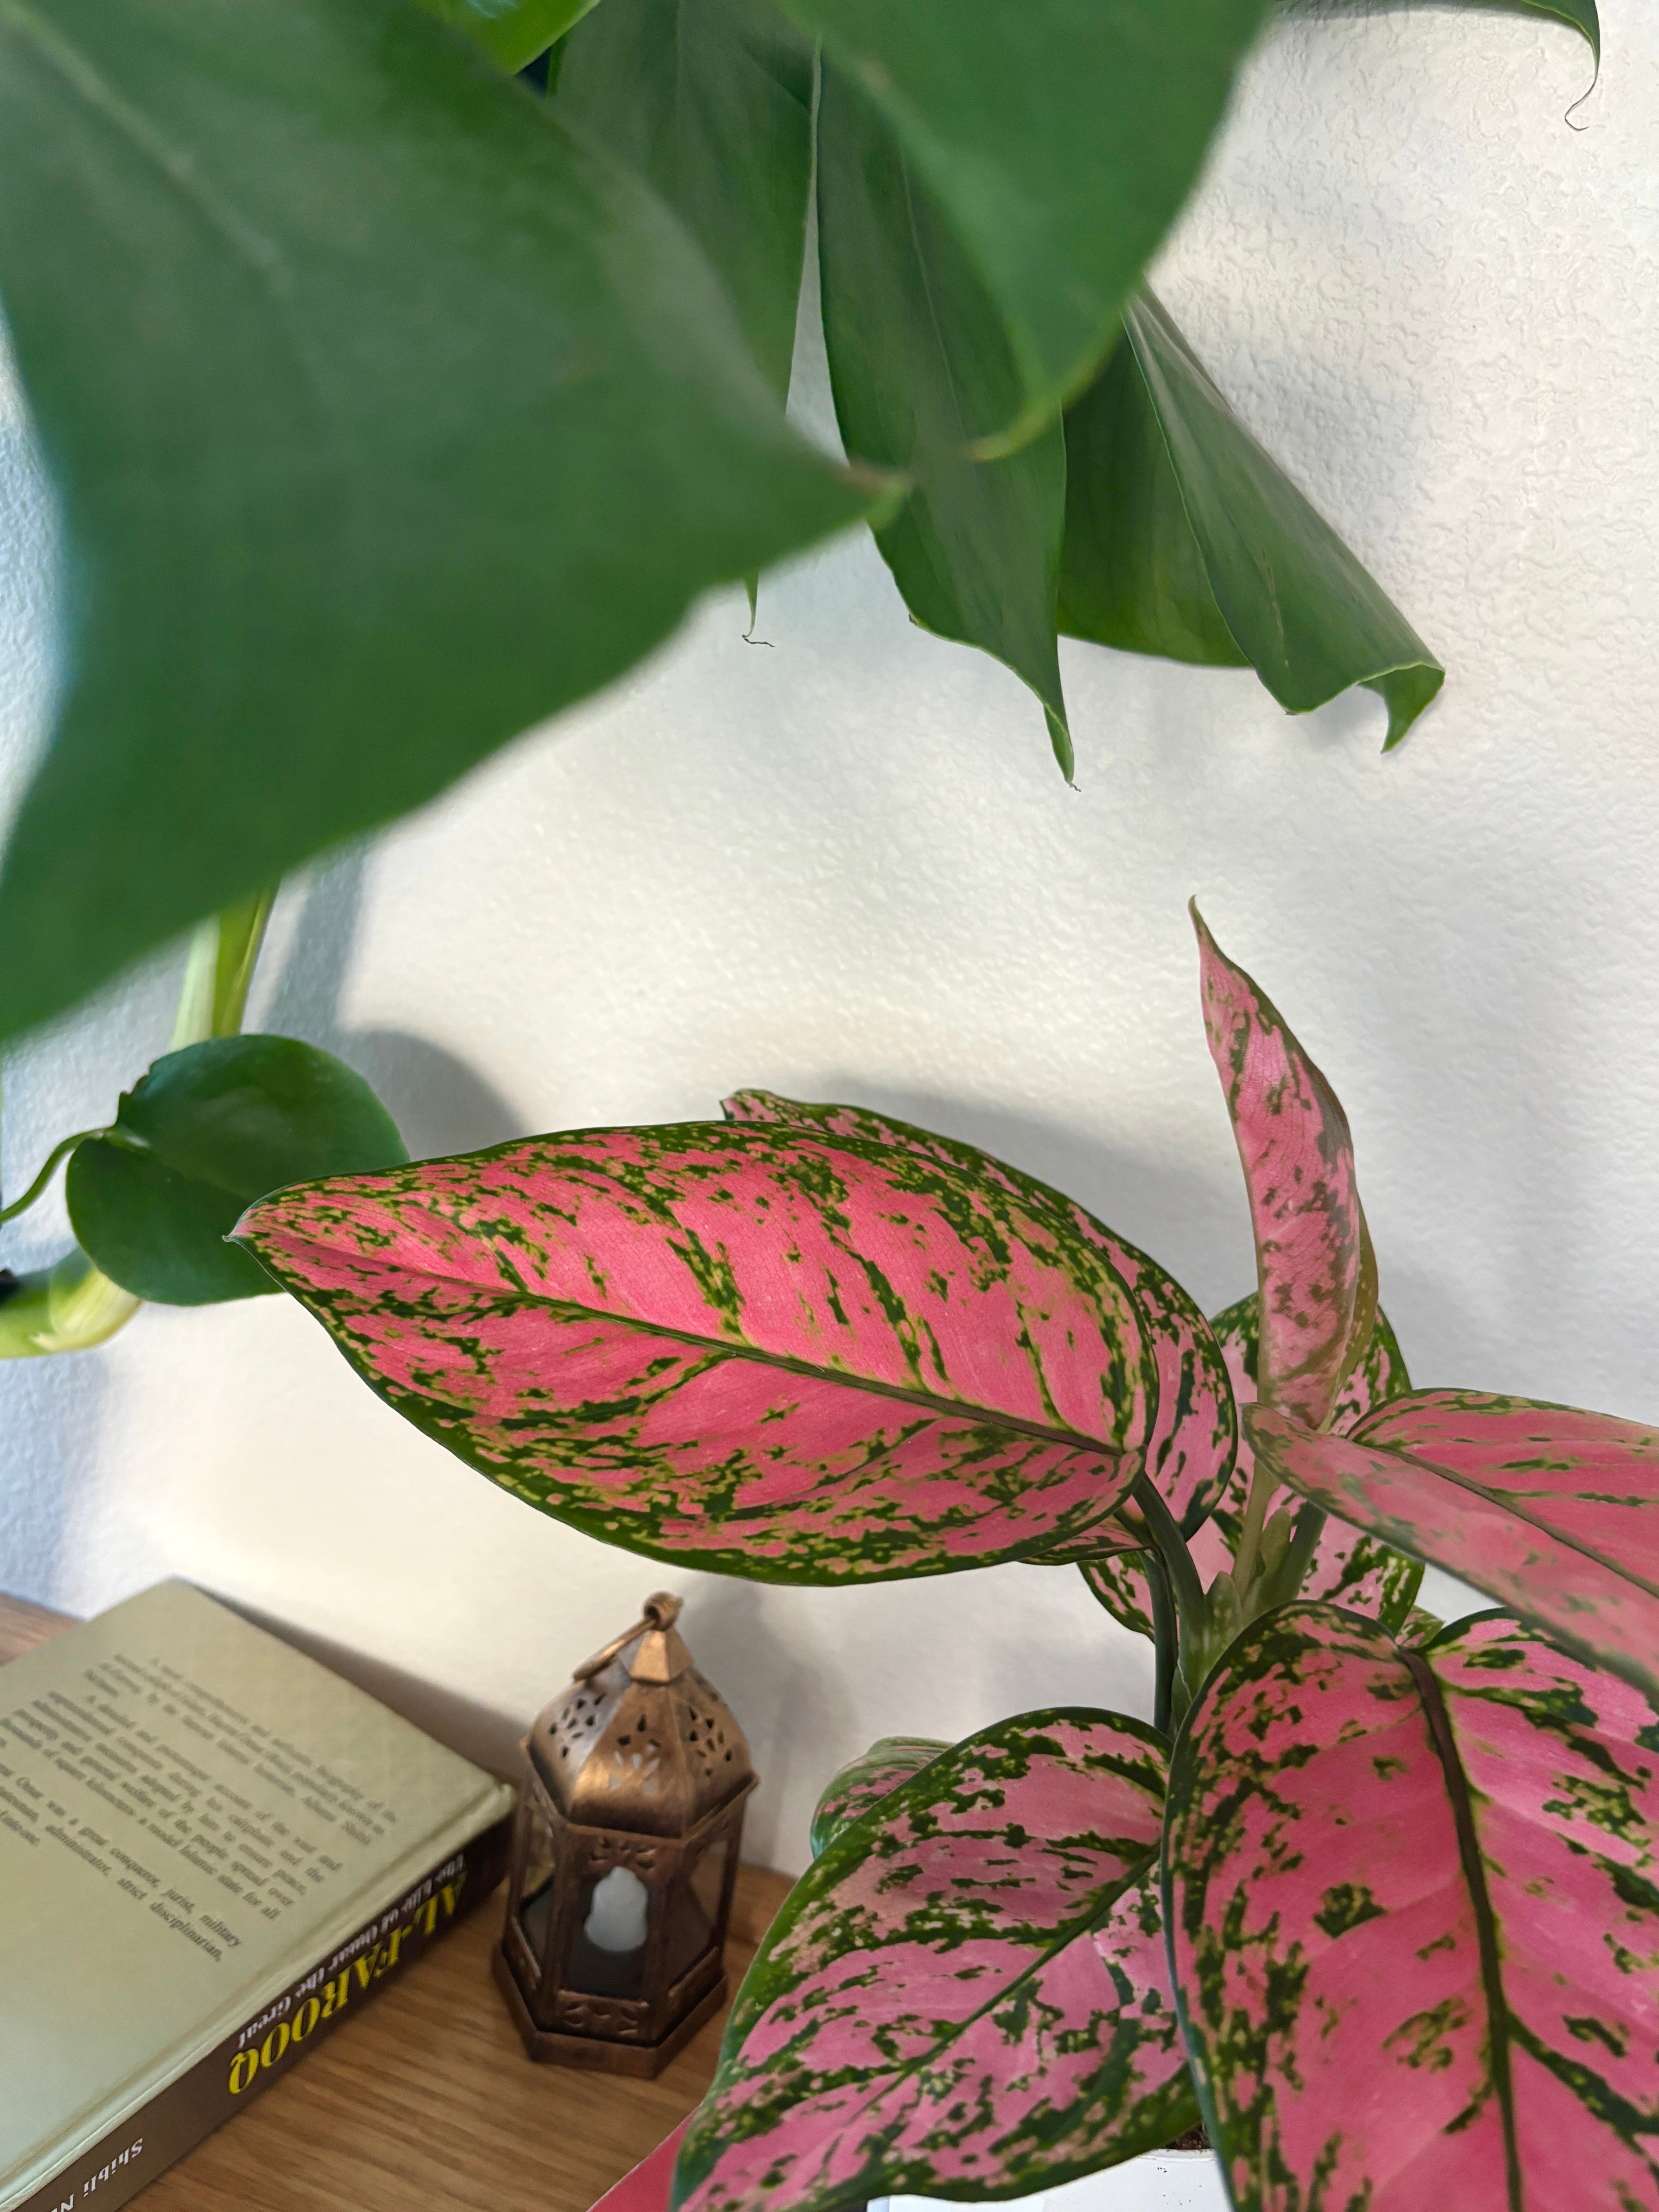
[1249,1390,1659,1698]
[233,1123,1161,1582]
[1082,1292,1421,1637]
[1192,905,1370,1431]
[808,1735,947,1859]
[675,1710,1192,2212]
[1166,1605,1659,2210]
[724,1091,1235,1549]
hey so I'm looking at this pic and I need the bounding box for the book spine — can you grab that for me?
[12,1815,512,2212]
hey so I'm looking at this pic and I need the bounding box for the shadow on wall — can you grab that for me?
[0,1352,115,1605]
[264,847,524,1163]
[677,1577,862,1872]
[756,1076,1256,1318]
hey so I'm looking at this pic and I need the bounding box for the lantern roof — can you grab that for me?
[526,1592,754,1836]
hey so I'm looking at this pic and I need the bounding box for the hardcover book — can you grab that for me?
[0,1580,515,2212]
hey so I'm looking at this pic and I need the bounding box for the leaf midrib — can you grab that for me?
[706,1834,1165,2205]
[275,1230,1140,1465]
[1403,1648,1523,2212]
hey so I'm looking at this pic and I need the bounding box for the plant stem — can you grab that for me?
[0,1249,141,1359]
[1230,1453,1276,1594]
[0,1128,107,1224]
[1264,1501,1327,1611]
[1146,1549,1177,1737]
[1130,1472,1207,1632]
[170,885,276,1048]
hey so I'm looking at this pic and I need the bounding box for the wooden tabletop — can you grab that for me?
[0,1593,792,2212]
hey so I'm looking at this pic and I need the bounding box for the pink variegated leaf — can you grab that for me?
[233,1123,1158,1582]
[724,1091,1235,1549]
[1249,1390,1659,1699]
[675,1709,1194,2212]
[1082,1292,1422,1638]
[1192,906,1370,1431]
[1165,1604,1659,2210]
[808,1735,948,1859]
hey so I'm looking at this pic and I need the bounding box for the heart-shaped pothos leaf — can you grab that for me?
[1166,1604,1659,2209]
[675,1709,1193,2212]
[66,1036,408,1306]
[1083,1293,1422,1638]
[1250,1390,1659,1700]
[722,1091,1236,1549]
[234,1122,1173,1582]
[808,1735,947,1860]
[1194,906,1374,1433]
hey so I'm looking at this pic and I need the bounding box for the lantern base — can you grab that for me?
[491,1942,728,2077]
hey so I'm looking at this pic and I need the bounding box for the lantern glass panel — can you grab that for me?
[565,1863,651,1997]
[514,1798,559,1977]
[666,1833,729,1985]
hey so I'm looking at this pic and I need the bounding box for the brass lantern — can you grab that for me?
[493,1592,756,2075]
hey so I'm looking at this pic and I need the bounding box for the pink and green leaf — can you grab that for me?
[1165,1604,1659,2210]
[1249,1389,1659,1700]
[724,1091,1236,1549]
[1192,907,1370,1431]
[233,1123,1163,1583]
[809,1735,948,1859]
[1082,1292,1422,1638]
[675,1709,1193,2212]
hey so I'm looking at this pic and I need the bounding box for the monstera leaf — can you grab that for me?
[1250,1390,1659,1699]
[1166,1605,1659,2208]
[816,71,1073,773]
[1083,1293,1421,1637]
[411,0,596,70]
[722,1090,1237,1546]
[675,1710,1193,2212]
[553,0,815,402]
[778,0,1277,452]
[808,1734,947,1858]
[233,1121,1183,1581]
[1293,0,1599,62]
[0,0,871,1045]
[1061,294,1443,750]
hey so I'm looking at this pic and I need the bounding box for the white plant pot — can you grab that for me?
[874,2148,1228,2212]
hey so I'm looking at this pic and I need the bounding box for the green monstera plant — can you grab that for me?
[0,0,1597,1045]
[231,904,1659,2207]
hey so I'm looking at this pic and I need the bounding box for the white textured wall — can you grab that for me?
[2,9,1653,1872]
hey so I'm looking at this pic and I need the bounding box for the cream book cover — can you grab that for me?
[0,1580,515,2210]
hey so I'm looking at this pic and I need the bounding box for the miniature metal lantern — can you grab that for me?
[493,1591,756,2075]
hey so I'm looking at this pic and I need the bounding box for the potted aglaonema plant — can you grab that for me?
[232,908,1659,2210]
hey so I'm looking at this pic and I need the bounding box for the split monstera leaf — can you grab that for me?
[236,892,1659,2208]
[0,0,1598,1035]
